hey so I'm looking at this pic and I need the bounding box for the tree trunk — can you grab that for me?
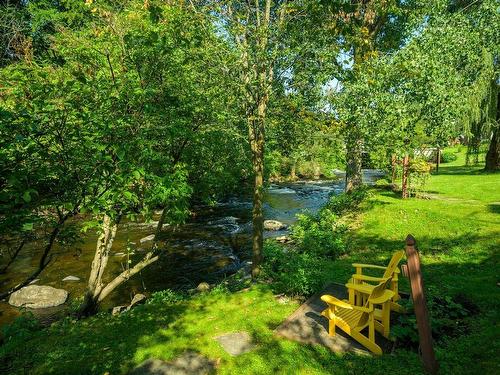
[485,126,499,171]
[78,210,168,317]
[233,0,273,279]
[435,147,440,174]
[79,215,117,317]
[391,154,397,184]
[402,154,410,199]
[345,133,363,192]
[485,90,500,171]
[250,102,266,279]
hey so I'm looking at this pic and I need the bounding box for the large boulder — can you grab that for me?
[9,285,68,309]
[264,220,287,231]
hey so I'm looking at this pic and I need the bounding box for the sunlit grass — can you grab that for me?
[2,148,499,374]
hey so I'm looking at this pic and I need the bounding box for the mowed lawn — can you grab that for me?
[2,149,499,375]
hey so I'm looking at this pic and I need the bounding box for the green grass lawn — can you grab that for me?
[2,149,499,374]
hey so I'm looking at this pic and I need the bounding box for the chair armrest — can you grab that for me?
[352,263,387,270]
[321,295,352,309]
[321,295,373,313]
[368,290,395,304]
[351,274,385,282]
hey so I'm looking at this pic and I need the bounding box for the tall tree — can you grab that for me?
[0,0,246,311]
[195,0,339,277]
[195,1,289,277]
[485,86,500,171]
[320,0,421,191]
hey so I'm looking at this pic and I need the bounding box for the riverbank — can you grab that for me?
[1,150,499,374]
[0,179,347,329]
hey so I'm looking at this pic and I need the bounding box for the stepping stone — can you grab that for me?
[215,331,255,356]
[129,352,214,375]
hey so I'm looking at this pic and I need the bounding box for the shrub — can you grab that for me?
[292,210,347,258]
[0,313,42,372]
[291,190,367,258]
[261,241,327,296]
[392,291,479,350]
[440,151,458,163]
[147,289,186,305]
[296,160,322,179]
[326,188,368,216]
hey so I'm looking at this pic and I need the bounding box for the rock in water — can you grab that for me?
[127,293,147,310]
[264,220,287,231]
[140,234,155,243]
[62,275,80,282]
[276,236,292,243]
[9,285,68,309]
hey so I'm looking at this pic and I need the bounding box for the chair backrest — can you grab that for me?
[368,277,393,301]
[357,277,393,327]
[382,250,405,279]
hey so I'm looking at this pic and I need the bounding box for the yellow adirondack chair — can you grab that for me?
[321,278,394,355]
[346,250,405,313]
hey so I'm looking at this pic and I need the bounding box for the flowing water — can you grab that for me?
[0,171,383,328]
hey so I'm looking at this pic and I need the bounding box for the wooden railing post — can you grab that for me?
[405,234,439,374]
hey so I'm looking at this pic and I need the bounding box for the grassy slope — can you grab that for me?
[3,148,499,375]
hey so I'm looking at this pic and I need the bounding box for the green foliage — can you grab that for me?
[261,241,327,296]
[0,156,499,374]
[326,188,368,216]
[147,289,186,305]
[441,151,458,163]
[1,312,41,341]
[291,190,367,259]
[0,313,42,372]
[331,0,499,159]
[266,117,344,181]
[392,291,479,349]
[408,158,432,197]
[292,211,347,259]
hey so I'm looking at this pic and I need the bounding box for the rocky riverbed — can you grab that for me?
[0,171,383,328]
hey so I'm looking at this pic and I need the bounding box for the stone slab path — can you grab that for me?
[215,331,255,356]
[274,283,393,355]
[129,352,215,375]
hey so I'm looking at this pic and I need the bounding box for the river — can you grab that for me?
[0,171,383,328]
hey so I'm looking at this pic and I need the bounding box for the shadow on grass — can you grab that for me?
[236,250,499,375]
[487,203,500,214]
[0,300,193,374]
[432,165,490,176]
[2,249,498,374]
